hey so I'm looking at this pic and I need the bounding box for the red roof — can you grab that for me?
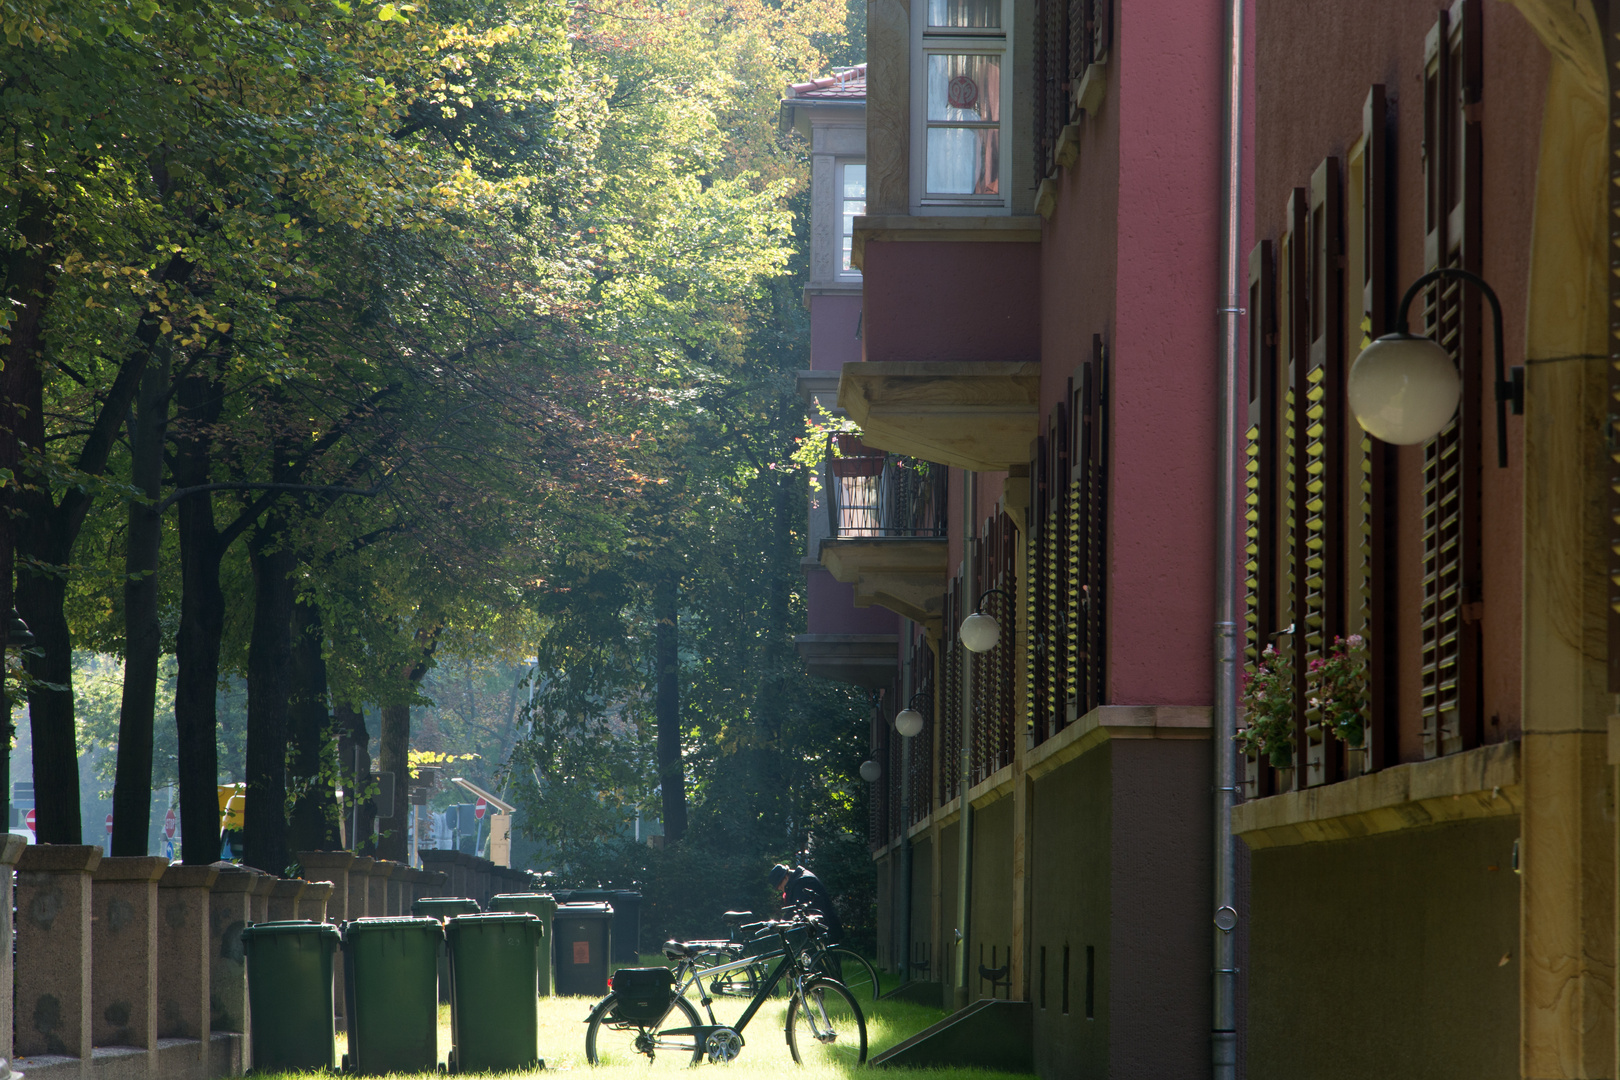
[784,63,866,103]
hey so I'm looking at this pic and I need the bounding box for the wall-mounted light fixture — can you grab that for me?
[960,588,1013,654]
[893,692,929,738]
[1346,266,1523,467]
[859,760,882,783]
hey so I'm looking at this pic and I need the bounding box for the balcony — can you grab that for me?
[818,438,950,632]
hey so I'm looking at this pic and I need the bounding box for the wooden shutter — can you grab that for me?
[970,514,1018,784]
[1243,240,1279,797]
[1073,335,1108,715]
[1282,188,1308,791]
[1421,0,1483,758]
[1049,401,1074,726]
[1027,434,1052,745]
[1349,85,1397,770]
[1300,157,1346,787]
[940,580,963,807]
[910,641,934,828]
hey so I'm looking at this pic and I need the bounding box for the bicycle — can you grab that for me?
[583,917,868,1067]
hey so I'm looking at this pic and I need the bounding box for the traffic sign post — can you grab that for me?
[105,813,113,836]
[23,808,35,837]
[474,798,487,820]
[164,807,177,838]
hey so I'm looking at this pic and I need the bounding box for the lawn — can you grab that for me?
[307,964,1030,1078]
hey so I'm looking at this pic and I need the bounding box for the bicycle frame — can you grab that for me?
[660,931,813,1043]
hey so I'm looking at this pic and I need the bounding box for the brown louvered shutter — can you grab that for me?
[1093,0,1111,62]
[1068,0,1088,77]
[1069,336,1107,716]
[1421,0,1483,757]
[970,514,1018,783]
[1350,85,1396,770]
[1282,188,1308,791]
[1243,240,1278,797]
[1027,434,1052,744]
[911,641,934,827]
[1050,401,1075,727]
[1033,0,1047,179]
[940,577,964,808]
[1300,157,1346,787]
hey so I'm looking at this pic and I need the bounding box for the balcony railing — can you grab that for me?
[827,437,947,539]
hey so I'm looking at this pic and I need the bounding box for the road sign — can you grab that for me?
[164,807,177,838]
[105,813,113,835]
[474,797,487,820]
[23,809,35,835]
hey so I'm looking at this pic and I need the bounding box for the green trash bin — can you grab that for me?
[342,917,444,1075]
[445,913,543,1073]
[240,920,340,1072]
[489,893,558,996]
[413,898,480,1004]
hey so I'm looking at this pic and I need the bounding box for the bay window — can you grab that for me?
[912,0,1011,211]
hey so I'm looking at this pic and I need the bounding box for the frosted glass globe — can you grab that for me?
[859,760,882,783]
[894,708,925,738]
[1347,333,1461,445]
[959,611,1002,653]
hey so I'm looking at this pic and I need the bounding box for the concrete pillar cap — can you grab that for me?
[295,850,358,871]
[160,864,221,889]
[17,844,103,873]
[369,860,399,879]
[299,880,335,899]
[269,879,306,899]
[0,834,27,866]
[93,855,170,882]
[350,856,375,871]
[250,875,278,897]
[208,867,260,894]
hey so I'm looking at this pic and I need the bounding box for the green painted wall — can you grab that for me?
[1246,816,1520,1080]
[970,794,1015,1002]
[940,820,960,993]
[875,851,894,970]
[910,834,933,981]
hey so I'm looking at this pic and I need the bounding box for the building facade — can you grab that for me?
[792,1,1620,1076]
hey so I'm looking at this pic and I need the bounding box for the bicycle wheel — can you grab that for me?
[786,977,868,1066]
[585,990,704,1067]
[824,947,879,1003]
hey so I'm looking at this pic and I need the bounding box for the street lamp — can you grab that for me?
[894,692,928,739]
[1346,266,1523,467]
[960,588,1012,653]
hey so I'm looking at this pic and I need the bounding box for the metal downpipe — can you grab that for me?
[898,617,914,984]
[1213,0,1247,1075]
[954,467,976,1010]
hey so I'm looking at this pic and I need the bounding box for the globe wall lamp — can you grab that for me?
[859,760,882,783]
[1346,266,1523,468]
[894,692,929,739]
[960,588,1012,653]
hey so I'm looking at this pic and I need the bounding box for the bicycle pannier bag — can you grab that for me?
[610,967,675,1024]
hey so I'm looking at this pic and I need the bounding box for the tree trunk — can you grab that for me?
[655,576,686,842]
[172,374,225,865]
[287,599,339,853]
[244,526,296,873]
[111,352,170,855]
[374,701,411,861]
[335,699,375,853]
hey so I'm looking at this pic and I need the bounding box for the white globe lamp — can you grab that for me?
[1347,333,1461,445]
[894,707,925,739]
[859,760,881,783]
[959,611,1001,653]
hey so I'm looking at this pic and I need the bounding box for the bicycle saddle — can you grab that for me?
[721,910,754,924]
[663,939,699,960]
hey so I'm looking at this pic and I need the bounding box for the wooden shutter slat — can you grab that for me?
[1244,240,1278,797]
[1282,188,1308,791]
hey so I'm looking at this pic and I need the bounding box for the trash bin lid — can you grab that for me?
[447,911,539,926]
[240,920,340,941]
[342,916,444,941]
[555,902,614,919]
[412,897,480,915]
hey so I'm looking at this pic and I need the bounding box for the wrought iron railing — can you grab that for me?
[827,438,947,539]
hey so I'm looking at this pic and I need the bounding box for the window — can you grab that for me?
[838,161,866,274]
[912,0,1011,211]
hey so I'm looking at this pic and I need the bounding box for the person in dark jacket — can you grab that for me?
[769,863,843,944]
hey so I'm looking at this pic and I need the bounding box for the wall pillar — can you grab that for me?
[366,860,392,919]
[91,856,168,1050]
[347,856,375,920]
[0,836,25,1060]
[157,864,219,1050]
[267,879,305,922]
[16,845,101,1059]
[248,874,275,925]
[295,852,355,921]
[296,881,333,923]
[208,866,256,1034]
